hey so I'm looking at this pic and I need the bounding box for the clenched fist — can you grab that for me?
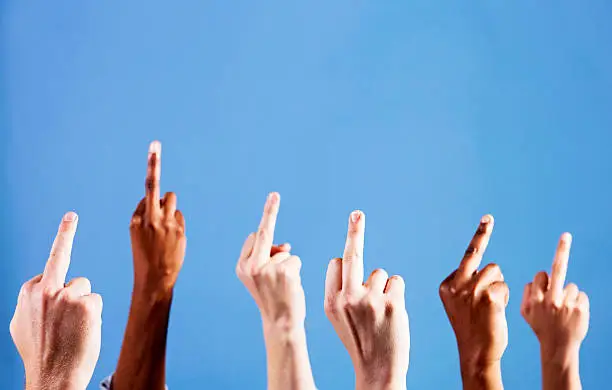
[130,141,186,294]
[10,212,102,390]
[236,192,316,390]
[324,211,409,390]
[439,215,508,389]
[521,233,588,390]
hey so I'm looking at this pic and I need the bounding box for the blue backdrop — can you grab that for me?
[1,2,611,389]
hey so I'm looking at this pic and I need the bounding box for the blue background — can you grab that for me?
[2,2,611,389]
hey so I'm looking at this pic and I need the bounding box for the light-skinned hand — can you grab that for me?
[236,192,316,390]
[324,211,409,390]
[521,233,588,390]
[10,212,102,390]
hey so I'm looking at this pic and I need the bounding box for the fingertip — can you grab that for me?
[268,192,280,205]
[149,140,162,155]
[481,214,494,225]
[350,210,364,224]
[560,232,572,245]
[63,211,78,222]
[59,212,78,231]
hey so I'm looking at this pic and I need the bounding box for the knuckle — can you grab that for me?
[41,286,57,300]
[464,245,478,257]
[384,301,396,317]
[324,296,337,315]
[145,178,158,191]
[257,227,268,241]
[251,267,270,284]
[362,297,379,314]
[18,283,30,298]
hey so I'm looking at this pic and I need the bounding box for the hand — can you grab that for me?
[236,193,316,390]
[130,141,186,295]
[521,233,588,389]
[10,212,103,390]
[113,141,184,390]
[324,211,409,390]
[236,192,300,331]
[439,215,508,387]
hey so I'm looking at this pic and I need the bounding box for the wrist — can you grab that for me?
[25,373,82,390]
[132,280,174,304]
[262,319,306,344]
[540,343,580,372]
[460,359,502,390]
[355,376,406,390]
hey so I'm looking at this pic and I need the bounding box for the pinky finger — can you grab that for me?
[577,291,590,312]
[384,275,405,299]
[175,210,186,232]
[84,293,103,313]
[520,283,532,317]
[488,281,509,309]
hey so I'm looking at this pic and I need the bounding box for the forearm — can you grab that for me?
[25,376,82,390]
[460,360,503,390]
[263,322,316,390]
[112,285,173,390]
[541,346,581,390]
[355,377,406,390]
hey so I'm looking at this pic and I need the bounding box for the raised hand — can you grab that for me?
[236,192,316,390]
[520,233,588,390]
[113,141,186,390]
[324,211,409,390]
[10,212,102,390]
[439,215,507,390]
[130,140,186,294]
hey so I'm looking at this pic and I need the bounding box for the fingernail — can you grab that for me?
[350,210,362,223]
[561,232,572,243]
[149,140,161,155]
[64,212,78,222]
[481,215,492,224]
[268,192,280,204]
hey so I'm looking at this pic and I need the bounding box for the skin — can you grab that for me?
[236,192,317,390]
[439,215,508,390]
[521,233,589,390]
[10,212,103,390]
[112,141,186,390]
[324,211,410,390]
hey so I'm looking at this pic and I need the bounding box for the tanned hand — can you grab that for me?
[521,233,589,390]
[439,215,508,390]
[112,141,186,390]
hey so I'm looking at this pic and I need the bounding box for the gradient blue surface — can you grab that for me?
[2,2,612,389]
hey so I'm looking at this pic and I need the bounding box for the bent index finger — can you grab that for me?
[42,212,79,288]
[145,141,162,219]
[550,232,572,301]
[251,192,280,266]
[342,210,365,292]
[458,215,494,280]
